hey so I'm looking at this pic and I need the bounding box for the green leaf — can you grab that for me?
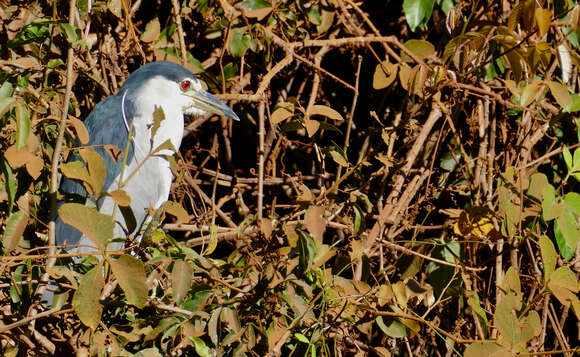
[2,211,27,253]
[172,260,193,305]
[464,342,507,357]
[294,333,310,344]
[546,81,572,109]
[555,210,580,261]
[109,254,148,308]
[563,145,573,172]
[72,264,104,329]
[58,203,113,250]
[403,0,435,32]
[240,0,271,10]
[565,93,580,112]
[539,235,556,281]
[191,337,212,357]
[527,173,549,200]
[1,157,16,213]
[467,292,488,331]
[229,28,251,57]
[548,266,580,306]
[79,148,107,199]
[541,184,562,221]
[564,192,580,215]
[47,58,65,69]
[59,23,82,48]
[0,81,15,117]
[376,316,407,338]
[15,104,30,150]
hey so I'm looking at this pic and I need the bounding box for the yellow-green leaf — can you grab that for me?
[73,264,104,329]
[2,211,28,253]
[535,8,551,36]
[172,260,193,305]
[401,39,435,63]
[109,254,148,308]
[539,235,556,281]
[15,103,30,150]
[58,203,113,251]
[546,81,572,109]
[520,80,543,106]
[79,147,107,198]
[110,189,131,207]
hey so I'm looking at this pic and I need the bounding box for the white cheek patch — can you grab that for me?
[191,78,202,91]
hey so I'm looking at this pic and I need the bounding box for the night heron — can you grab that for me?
[56,61,239,253]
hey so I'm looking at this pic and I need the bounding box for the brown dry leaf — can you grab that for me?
[304,118,320,137]
[296,184,313,202]
[283,223,299,247]
[270,104,294,124]
[399,63,411,91]
[329,149,348,167]
[349,239,364,261]
[240,7,272,20]
[141,18,160,43]
[4,145,33,168]
[26,154,43,179]
[260,218,273,239]
[69,117,90,144]
[373,61,398,89]
[164,201,189,224]
[110,189,131,207]
[308,104,344,121]
[13,56,41,70]
[304,205,326,241]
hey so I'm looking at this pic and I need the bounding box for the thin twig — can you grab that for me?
[171,0,187,66]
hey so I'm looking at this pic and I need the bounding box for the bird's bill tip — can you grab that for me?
[184,89,240,121]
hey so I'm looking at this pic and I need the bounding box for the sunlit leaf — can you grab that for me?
[401,39,435,62]
[546,81,571,109]
[110,189,131,207]
[58,203,113,251]
[403,0,434,32]
[2,211,27,253]
[539,235,556,281]
[464,342,508,357]
[555,210,580,261]
[141,18,160,43]
[109,254,148,308]
[172,260,193,305]
[535,8,551,36]
[373,61,398,89]
[308,104,344,121]
[270,104,294,124]
[73,264,104,329]
[164,201,189,224]
[15,104,30,150]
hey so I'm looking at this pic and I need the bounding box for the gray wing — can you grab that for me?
[60,94,135,197]
[57,94,135,246]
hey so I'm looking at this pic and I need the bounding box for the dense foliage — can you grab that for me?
[1,0,580,355]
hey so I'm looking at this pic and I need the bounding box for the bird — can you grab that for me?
[55,61,240,254]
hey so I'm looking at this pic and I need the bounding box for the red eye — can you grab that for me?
[180,80,191,90]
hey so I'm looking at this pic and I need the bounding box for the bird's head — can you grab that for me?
[122,61,240,121]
